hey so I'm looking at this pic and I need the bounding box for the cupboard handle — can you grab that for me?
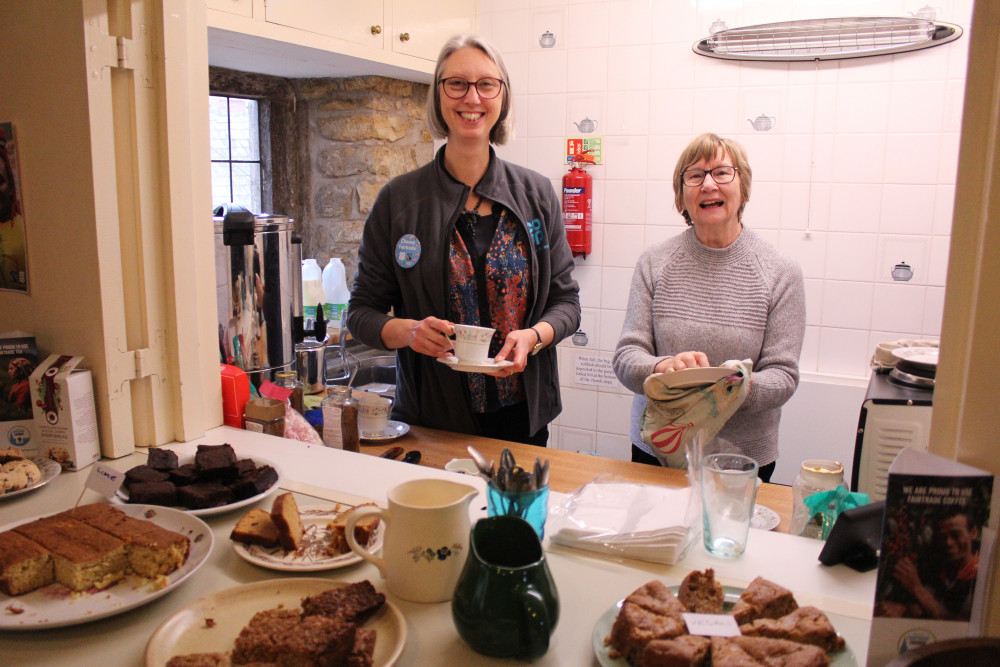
[371,25,382,35]
[399,32,410,42]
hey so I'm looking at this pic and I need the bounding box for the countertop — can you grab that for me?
[0,426,875,666]
[359,424,796,533]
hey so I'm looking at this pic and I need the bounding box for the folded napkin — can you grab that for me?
[640,359,752,468]
[547,480,695,564]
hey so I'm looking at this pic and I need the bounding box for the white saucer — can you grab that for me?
[360,420,410,443]
[751,504,780,531]
[437,356,514,373]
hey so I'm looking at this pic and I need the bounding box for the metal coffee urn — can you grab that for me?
[214,204,300,386]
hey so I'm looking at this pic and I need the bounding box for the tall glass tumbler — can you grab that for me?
[487,482,549,540]
[701,453,758,557]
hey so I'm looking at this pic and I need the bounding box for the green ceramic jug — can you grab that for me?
[451,515,559,659]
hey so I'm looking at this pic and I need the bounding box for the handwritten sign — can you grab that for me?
[85,462,124,499]
[682,613,740,637]
[573,354,619,388]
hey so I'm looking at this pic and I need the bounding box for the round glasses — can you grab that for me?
[681,166,738,187]
[439,77,505,100]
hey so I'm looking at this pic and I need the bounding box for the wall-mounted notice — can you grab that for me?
[565,137,604,164]
[574,353,618,388]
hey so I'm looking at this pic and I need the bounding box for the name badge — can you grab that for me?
[395,234,421,269]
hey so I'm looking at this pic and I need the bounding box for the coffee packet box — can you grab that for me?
[0,332,39,456]
[29,354,101,470]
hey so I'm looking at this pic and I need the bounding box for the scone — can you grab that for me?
[678,568,725,614]
[731,576,799,624]
[739,606,845,653]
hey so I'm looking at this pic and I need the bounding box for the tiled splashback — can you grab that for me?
[477,0,973,458]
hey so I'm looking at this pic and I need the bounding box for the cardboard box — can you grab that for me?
[0,332,39,456]
[29,354,100,471]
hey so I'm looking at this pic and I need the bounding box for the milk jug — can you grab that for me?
[301,258,323,320]
[322,258,350,333]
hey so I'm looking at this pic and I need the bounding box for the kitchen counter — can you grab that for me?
[360,424,796,533]
[0,427,875,665]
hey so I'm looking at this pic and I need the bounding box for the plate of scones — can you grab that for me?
[0,502,212,629]
[229,492,383,572]
[115,443,283,517]
[146,578,405,667]
[594,569,857,666]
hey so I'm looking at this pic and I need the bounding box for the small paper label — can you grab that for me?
[682,613,741,637]
[85,462,124,498]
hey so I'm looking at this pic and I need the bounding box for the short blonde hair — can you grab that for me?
[425,35,514,145]
[673,133,752,225]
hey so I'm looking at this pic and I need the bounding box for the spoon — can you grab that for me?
[466,446,495,481]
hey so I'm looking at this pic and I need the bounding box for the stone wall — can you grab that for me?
[295,76,434,285]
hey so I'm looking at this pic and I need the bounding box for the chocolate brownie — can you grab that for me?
[168,463,199,486]
[176,481,234,509]
[128,480,178,506]
[230,464,278,500]
[147,447,179,471]
[124,465,170,489]
[194,444,238,481]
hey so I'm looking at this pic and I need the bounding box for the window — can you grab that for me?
[210,95,262,212]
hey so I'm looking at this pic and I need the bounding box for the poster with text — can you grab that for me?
[0,121,28,292]
[867,448,993,666]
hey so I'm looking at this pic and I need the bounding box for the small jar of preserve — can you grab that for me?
[321,386,360,452]
[789,459,845,539]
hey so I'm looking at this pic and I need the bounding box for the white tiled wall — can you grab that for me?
[478,0,973,461]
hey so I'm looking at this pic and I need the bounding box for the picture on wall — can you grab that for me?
[0,121,28,293]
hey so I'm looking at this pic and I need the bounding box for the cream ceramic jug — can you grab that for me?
[346,478,478,602]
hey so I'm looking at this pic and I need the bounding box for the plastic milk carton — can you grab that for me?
[29,354,100,470]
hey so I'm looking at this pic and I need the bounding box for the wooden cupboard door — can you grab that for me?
[264,0,385,48]
[392,0,475,62]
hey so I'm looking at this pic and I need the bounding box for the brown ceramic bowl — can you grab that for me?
[886,638,1000,666]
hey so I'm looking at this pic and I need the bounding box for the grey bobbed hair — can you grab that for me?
[425,34,515,146]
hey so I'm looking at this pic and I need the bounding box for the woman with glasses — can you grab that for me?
[612,133,805,481]
[346,35,580,446]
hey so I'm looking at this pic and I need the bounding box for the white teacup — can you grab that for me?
[356,392,392,436]
[452,324,495,363]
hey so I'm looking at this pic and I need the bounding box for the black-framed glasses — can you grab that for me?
[681,165,738,187]
[439,77,505,100]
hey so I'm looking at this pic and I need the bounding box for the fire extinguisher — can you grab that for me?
[563,151,595,258]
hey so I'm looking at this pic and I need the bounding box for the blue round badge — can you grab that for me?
[395,234,421,269]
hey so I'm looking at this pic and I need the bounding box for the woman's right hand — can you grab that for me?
[382,316,455,357]
[653,351,709,373]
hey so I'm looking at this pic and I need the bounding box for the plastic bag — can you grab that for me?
[283,400,325,446]
[802,485,870,540]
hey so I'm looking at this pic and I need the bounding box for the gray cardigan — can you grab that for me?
[612,227,805,466]
[346,146,581,437]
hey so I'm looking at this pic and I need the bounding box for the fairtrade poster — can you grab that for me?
[0,121,28,293]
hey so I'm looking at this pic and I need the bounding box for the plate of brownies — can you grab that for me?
[0,502,213,630]
[146,578,406,667]
[229,493,384,572]
[593,569,858,666]
[114,443,283,517]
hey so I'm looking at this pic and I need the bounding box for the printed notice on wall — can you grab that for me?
[574,354,618,387]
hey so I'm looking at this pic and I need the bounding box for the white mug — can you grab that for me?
[356,392,392,436]
[452,324,495,363]
[346,479,478,602]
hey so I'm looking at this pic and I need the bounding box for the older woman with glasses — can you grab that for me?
[346,34,580,447]
[612,133,805,481]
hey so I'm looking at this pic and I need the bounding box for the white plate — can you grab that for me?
[232,504,384,572]
[0,458,62,501]
[360,420,410,443]
[437,356,514,373]
[592,586,857,666]
[890,346,938,367]
[114,453,283,517]
[0,504,213,630]
[145,578,406,667]
[659,367,737,389]
[751,504,780,531]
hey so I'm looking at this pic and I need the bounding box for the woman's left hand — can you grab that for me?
[488,328,538,377]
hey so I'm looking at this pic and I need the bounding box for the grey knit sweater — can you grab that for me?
[612,227,806,467]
